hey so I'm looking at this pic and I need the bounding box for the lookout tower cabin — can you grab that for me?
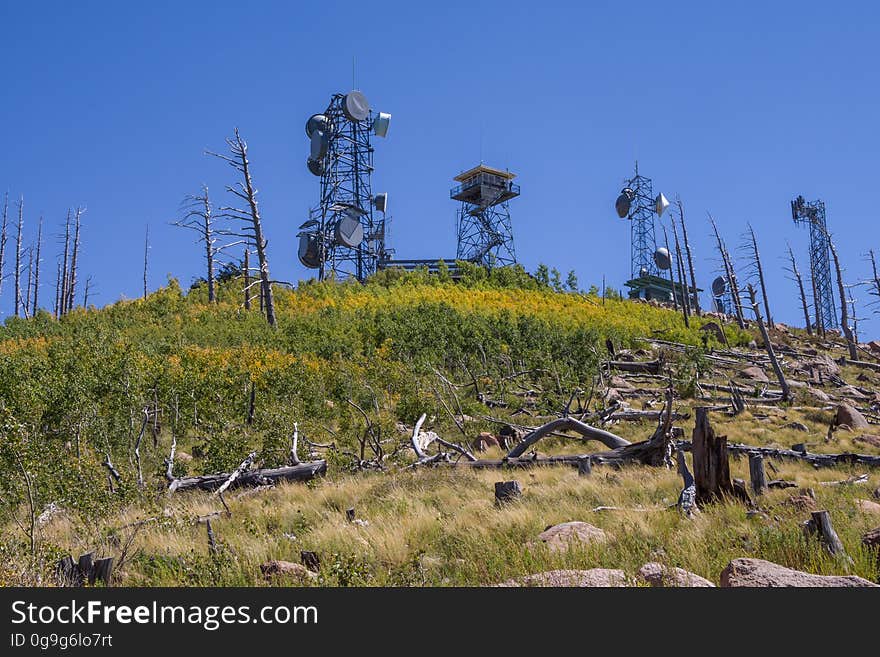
[450,165,519,208]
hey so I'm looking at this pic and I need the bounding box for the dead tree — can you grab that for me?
[83,276,92,308]
[66,208,82,312]
[746,223,774,329]
[0,192,7,301]
[54,259,62,318]
[691,407,735,505]
[675,196,701,315]
[14,196,23,317]
[868,249,880,313]
[60,209,71,316]
[24,245,33,318]
[670,213,691,324]
[32,216,42,313]
[243,248,251,310]
[747,284,790,401]
[786,242,812,336]
[143,224,149,299]
[661,225,678,312]
[208,129,276,327]
[709,214,745,329]
[175,186,219,303]
[824,230,858,360]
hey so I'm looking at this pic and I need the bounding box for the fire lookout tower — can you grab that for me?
[451,164,519,267]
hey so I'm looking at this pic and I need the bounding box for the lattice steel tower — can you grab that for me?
[299,90,391,282]
[452,164,519,267]
[791,195,838,331]
[619,162,658,279]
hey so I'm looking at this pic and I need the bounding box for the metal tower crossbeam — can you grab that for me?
[791,196,838,331]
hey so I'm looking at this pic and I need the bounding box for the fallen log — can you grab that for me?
[169,461,327,493]
[506,417,631,458]
[676,441,880,469]
[606,360,662,375]
[604,409,689,423]
[839,357,880,373]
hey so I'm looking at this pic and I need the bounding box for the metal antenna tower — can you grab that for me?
[791,195,838,331]
[299,91,391,282]
[624,162,657,279]
[452,164,519,267]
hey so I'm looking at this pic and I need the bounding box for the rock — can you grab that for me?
[637,563,715,587]
[856,499,880,514]
[175,450,193,463]
[472,432,499,452]
[783,492,817,512]
[855,435,880,449]
[783,421,809,433]
[496,569,630,587]
[809,355,841,377]
[835,403,870,430]
[699,321,726,343]
[838,385,869,400]
[260,560,317,581]
[395,422,411,435]
[609,375,634,390]
[533,521,607,553]
[863,527,880,552]
[867,341,880,355]
[806,387,830,403]
[604,388,624,404]
[720,558,877,587]
[748,340,758,349]
[857,373,871,382]
[738,366,770,383]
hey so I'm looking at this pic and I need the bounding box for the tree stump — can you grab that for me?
[495,480,523,505]
[804,510,851,564]
[749,453,767,495]
[345,507,356,522]
[692,407,735,506]
[577,457,592,477]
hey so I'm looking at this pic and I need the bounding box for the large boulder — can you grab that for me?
[472,432,499,452]
[835,403,870,430]
[699,321,726,343]
[497,569,629,587]
[609,375,634,390]
[856,499,880,514]
[806,387,831,403]
[533,521,607,553]
[637,563,715,587]
[260,560,317,582]
[855,435,880,449]
[720,558,877,587]
[738,366,770,383]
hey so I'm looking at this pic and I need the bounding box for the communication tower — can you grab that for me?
[791,195,838,331]
[299,90,391,282]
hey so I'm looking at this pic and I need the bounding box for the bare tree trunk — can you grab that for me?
[787,243,812,336]
[208,129,276,327]
[143,225,149,299]
[0,192,8,301]
[175,187,216,303]
[24,245,33,318]
[747,284,790,401]
[202,191,215,303]
[825,232,857,360]
[748,223,774,329]
[54,259,61,319]
[14,197,23,317]
[670,214,691,325]
[676,197,701,316]
[83,276,92,308]
[32,216,42,313]
[709,215,744,329]
[243,247,251,310]
[67,208,82,311]
[661,226,677,311]
[869,250,880,305]
[60,210,71,316]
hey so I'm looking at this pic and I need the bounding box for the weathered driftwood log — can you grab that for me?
[691,407,735,505]
[606,360,662,375]
[506,417,630,458]
[677,441,880,469]
[169,461,327,493]
[605,409,690,423]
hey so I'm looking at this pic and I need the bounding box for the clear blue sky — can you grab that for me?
[1,1,878,337]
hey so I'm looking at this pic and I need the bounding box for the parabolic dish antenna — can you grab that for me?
[310,130,329,160]
[711,276,728,297]
[342,91,370,122]
[655,192,670,217]
[653,247,671,270]
[335,213,364,248]
[305,114,328,138]
[373,193,388,213]
[307,157,324,177]
[372,112,391,138]
[298,233,321,269]
[615,188,635,218]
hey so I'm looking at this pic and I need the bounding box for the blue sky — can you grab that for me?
[1,1,878,337]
